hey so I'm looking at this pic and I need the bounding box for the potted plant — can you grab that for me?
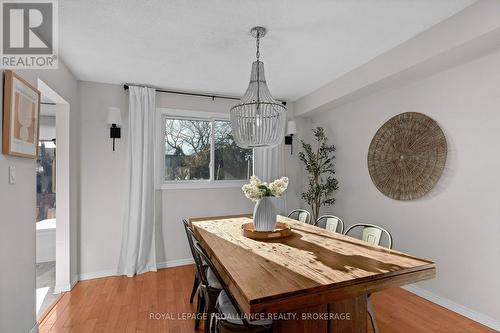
[298,127,339,222]
[242,176,289,231]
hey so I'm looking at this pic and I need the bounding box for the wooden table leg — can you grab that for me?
[273,295,367,333]
[330,295,367,333]
[273,305,328,333]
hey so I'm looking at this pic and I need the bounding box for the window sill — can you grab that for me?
[159,180,247,190]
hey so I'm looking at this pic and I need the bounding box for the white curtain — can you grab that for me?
[254,144,287,214]
[118,86,157,277]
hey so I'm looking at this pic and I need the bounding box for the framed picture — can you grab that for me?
[2,70,41,158]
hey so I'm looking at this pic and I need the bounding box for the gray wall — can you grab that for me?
[78,82,127,277]
[0,61,80,333]
[307,49,500,321]
[0,75,37,333]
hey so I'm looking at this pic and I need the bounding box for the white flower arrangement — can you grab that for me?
[242,176,289,202]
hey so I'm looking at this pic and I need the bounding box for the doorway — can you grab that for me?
[36,99,57,317]
[35,79,71,319]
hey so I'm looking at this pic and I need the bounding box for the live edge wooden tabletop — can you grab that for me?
[190,215,436,333]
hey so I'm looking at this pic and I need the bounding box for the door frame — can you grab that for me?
[37,79,71,293]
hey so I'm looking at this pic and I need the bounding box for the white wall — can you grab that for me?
[158,188,253,263]
[78,82,127,277]
[306,49,500,323]
[0,61,80,333]
[78,82,257,277]
[282,104,311,212]
[0,78,37,333]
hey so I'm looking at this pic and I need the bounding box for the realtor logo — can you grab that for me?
[1,0,58,69]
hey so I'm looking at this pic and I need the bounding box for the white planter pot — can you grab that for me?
[253,197,277,231]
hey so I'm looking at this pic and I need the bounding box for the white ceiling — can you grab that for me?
[59,0,475,101]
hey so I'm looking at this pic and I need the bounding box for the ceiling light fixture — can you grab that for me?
[230,26,287,148]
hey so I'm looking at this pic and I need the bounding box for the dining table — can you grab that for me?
[190,214,436,333]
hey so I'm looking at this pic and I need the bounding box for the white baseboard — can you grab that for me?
[29,322,38,333]
[157,258,194,269]
[71,274,79,289]
[77,258,194,281]
[78,269,118,281]
[53,276,79,294]
[402,285,500,331]
[53,283,72,294]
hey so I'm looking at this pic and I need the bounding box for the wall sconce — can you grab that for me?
[285,120,297,154]
[107,107,122,151]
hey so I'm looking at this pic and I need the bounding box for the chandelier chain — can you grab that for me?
[256,30,261,106]
[256,30,260,60]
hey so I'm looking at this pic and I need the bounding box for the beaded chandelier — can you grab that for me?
[230,27,287,148]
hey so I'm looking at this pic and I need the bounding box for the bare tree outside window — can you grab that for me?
[165,118,211,180]
[164,118,253,182]
[214,120,253,180]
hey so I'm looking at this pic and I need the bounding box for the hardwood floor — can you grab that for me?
[39,265,496,333]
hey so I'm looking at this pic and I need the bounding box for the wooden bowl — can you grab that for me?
[241,222,292,240]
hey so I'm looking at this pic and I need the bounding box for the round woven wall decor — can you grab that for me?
[367,112,447,200]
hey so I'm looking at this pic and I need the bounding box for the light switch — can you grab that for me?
[9,166,16,184]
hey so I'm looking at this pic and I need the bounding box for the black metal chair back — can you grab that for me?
[182,219,197,260]
[183,219,209,287]
[192,242,251,328]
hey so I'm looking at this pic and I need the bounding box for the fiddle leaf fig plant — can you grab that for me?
[298,127,339,222]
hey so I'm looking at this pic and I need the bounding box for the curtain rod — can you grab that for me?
[123,84,240,101]
[123,84,287,105]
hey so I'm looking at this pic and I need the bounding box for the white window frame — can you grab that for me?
[157,108,252,190]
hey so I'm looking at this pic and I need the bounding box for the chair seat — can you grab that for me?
[216,290,272,326]
[207,268,222,289]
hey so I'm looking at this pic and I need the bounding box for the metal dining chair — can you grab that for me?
[182,219,222,332]
[315,215,344,234]
[193,242,273,333]
[182,219,201,304]
[344,223,393,333]
[287,209,312,224]
[344,223,393,249]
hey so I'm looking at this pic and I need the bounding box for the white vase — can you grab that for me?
[253,197,277,231]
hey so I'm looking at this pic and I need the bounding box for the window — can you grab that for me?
[214,120,253,180]
[165,118,211,181]
[161,109,253,187]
